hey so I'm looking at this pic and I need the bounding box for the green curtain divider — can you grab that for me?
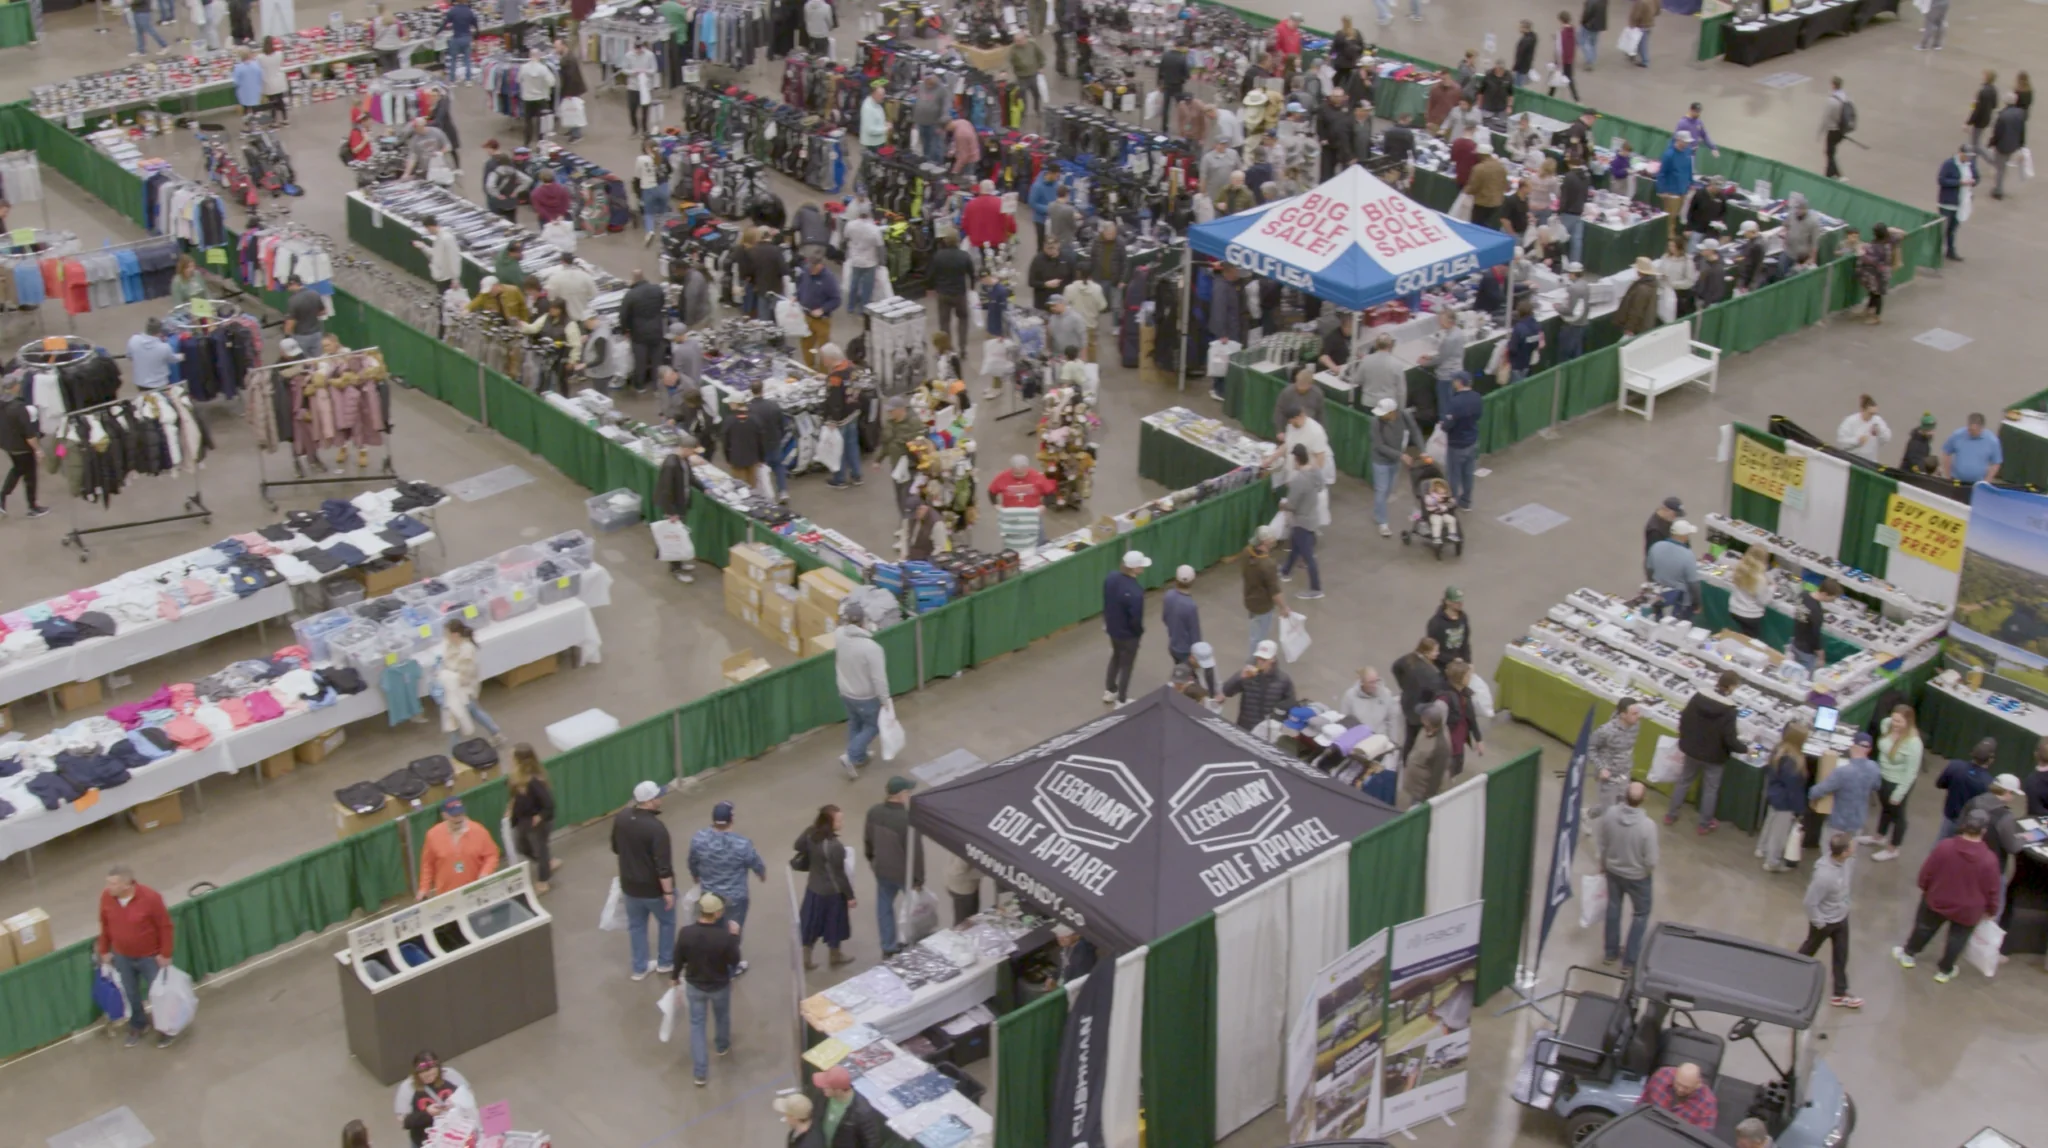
[601,438,661,510]
[344,819,414,907]
[0,939,99,1060]
[675,653,847,777]
[918,597,974,681]
[685,492,749,569]
[993,984,1068,1148]
[179,840,353,975]
[437,342,484,421]
[1348,805,1430,945]
[1838,464,1896,577]
[876,616,922,694]
[1477,749,1541,1001]
[533,400,607,490]
[1728,423,1785,530]
[1555,345,1624,422]
[1479,373,1556,453]
[967,573,1033,664]
[1141,914,1218,1148]
[549,710,677,825]
[1699,10,1730,57]
[1693,266,1829,356]
[484,370,542,452]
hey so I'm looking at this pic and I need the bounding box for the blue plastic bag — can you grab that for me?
[93,966,127,1022]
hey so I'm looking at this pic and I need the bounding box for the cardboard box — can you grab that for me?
[334,798,401,839]
[0,931,16,971]
[806,631,839,657]
[498,653,561,687]
[353,557,417,597]
[727,541,796,587]
[762,627,803,655]
[296,728,348,765]
[759,587,800,635]
[127,791,185,833]
[260,750,296,779]
[57,679,104,712]
[4,909,53,962]
[724,569,766,609]
[452,762,488,794]
[797,599,836,642]
[726,596,761,628]
[722,650,771,684]
[0,704,12,735]
[798,567,860,612]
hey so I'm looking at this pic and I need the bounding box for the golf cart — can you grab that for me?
[1511,923,1854,1147]
[1575,1106,1731,1148]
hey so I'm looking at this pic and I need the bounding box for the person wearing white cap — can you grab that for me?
[1222,639,1297,732]
[1163,564,1205,675]
[1187,641,1220,700]
[1102,551,1150,706]
[613,780,677,980]
[1558,261,1592,363]
[1368,397,1425,537]
[1646,519,1702,622]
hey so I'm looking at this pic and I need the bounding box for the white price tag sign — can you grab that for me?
[683,64,702,84]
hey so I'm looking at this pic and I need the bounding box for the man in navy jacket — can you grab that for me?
[1936,144,1977,261]
[1102,550,1150,706]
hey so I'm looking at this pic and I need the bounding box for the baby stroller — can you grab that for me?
[1398,457,1463,559]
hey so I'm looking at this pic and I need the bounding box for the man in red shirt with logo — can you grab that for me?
[989,454,1058,546]
[1635,1062,1717,1131]
[97,864,176,1048]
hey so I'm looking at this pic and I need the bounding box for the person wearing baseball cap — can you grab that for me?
[671,888,742,1086]
[1958,772,2028,905]
[1425,587,1472,672]
[1647,521,1703,623]
[811,1065,884,1145]
[417,797,500,900]
[863,777,926,956]
[1222,639,1298,732]
[773,1092,817,1143]
[614,780,677,980]
[1895,807,2002,983]
[1102,550,1151,707]
[688,799,765,944]
[1163,564,1204,684]
[1644,494,1685,557]
[1808,730,1883,839]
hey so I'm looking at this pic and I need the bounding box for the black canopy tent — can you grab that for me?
[909,689,1399,953]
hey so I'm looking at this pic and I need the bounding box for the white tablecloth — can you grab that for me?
[0,580,608,860]
[0,585,296,709]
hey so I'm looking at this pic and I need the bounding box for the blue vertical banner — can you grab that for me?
[1534,707,1595,970]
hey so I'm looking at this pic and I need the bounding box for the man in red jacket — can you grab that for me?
[960,180,1015,261]
[97,865,176,1047]
[1893,809,2004,983]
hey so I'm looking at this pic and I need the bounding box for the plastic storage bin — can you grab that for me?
[326,621,384,677]
[539,530,595,566]
[487,568,541,622]
[294,608,357,663]
[585,489,642,533]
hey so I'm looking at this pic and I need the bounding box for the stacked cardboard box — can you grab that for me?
[797,568,859,647]
[724,542,801,654]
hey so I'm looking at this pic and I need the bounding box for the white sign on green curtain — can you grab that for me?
[1286,929,1389,1142]
[1379,902,1482,1134]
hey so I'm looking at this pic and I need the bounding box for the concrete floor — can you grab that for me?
[1,0,2046,1145]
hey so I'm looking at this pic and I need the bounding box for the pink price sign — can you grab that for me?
[479,1101,512,1137]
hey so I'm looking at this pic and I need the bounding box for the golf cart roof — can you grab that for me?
[1578,1106,1725,1148]
[1633,923,1825,1028]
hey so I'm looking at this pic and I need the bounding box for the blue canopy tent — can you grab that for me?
[1186,164,1517,311]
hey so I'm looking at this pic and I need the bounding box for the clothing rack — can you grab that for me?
[57,383,211,560]
[250,346,402,509]
[17,335,95,370]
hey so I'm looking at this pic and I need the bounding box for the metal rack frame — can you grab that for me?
[253,345,402,509]
[53,381,211,560]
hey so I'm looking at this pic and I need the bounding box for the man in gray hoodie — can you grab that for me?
[911,75,948,166]
[1799,831,1859,1008]
[1595,781,1659,970]
[833,602,891,778]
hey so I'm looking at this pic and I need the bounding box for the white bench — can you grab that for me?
[1618,322,1721,420]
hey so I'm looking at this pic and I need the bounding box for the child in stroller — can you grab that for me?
[1400,456,1464,556]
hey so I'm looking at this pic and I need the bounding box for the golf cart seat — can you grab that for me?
[1655,1025,1725,1088]
[1556,990,1627,1076]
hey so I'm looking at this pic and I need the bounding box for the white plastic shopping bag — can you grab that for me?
[599,877,629,932]
[872,266,893,303]
[651,519,695,563]
[1783,825,1802,865]
[816,422,845,470]
[1965,920,2005,978]
[658,983,681,1042]
[1278,612,1312,663]
[1647,735,1686,784]
[2021,147,2036,179]
[1616,26,1643,54]
[148,966,198,1037]
[895,887,941,947]
[1424,424,1449,462]
[878,703,906,761]
[891,454,912,484]
[1578,873,1608,928]
[1448,191,1474,221]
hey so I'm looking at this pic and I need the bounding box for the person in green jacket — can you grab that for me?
[1010,33,1045,113]
[659,0,691,46]
[494,239,526,291]
[1866,703,1924,861]
[877,396,923,517]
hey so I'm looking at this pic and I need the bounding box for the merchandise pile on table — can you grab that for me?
[1141,406,1274,470]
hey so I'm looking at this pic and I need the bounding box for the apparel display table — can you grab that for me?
[0,584,293,710]
[0,572,610,860]
[1996,411,2048,491]
[1408,166,1667,278]
[1719,0,1898,65]
[1917,679,2048,779]
[1494,653,1765,831]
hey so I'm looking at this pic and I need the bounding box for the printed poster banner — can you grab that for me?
[1883,491,1968,573]
[1287,929,1389,1142]
[1948,483,2048,681]
[1732,434,1807,501]
[1379,902,1482,1134]
[1536,707,1596,968]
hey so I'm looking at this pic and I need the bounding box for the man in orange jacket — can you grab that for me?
[418,798,500,899]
